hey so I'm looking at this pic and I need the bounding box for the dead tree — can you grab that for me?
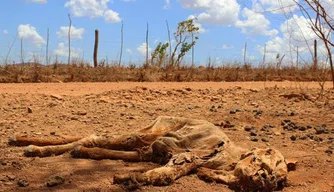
[9,116,292,191]
[94,29,99,68]
[46,28,49,65]
[68,14,72,65]
[119,20,124,67]
[295,0,334,88]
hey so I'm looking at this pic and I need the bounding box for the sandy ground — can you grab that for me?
[0,82,333,192]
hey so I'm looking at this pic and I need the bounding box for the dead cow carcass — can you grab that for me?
[9,116,289,191]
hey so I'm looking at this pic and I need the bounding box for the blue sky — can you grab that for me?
[0,0,332,66]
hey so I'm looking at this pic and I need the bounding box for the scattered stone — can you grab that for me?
[220,121,235,128]
[244,126,252,132]
[261,138,270,142]
[298,126,306,131]
[1,160,8,166]
[50,94,63,101]
[290,135,297,141]
[17,179,29,187]
[315,125,329,134]
[185,87,192,91]
[46,175,65,187]
[308,135,323,142]
[27,107,33,113]
[6,174,16,181]
[250,137,259,142]
[250,130,257,136]
[50,131,56,135]
[250,88,259,93]
[187,105,193,110]
[229,110,237,114]
[299,135,308,140]
[325,148,333,155]
[288,112,297,116]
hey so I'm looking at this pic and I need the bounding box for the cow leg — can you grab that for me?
[71,146,152,162]
[18,133,158,158]
[114,152,201,187]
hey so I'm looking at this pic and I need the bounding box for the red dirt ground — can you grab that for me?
[0,82,333,192]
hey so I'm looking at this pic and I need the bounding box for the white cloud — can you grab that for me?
[3,30,8,35]
[104,9,121,23]
[164,0,170,9]
[179,0,240,26]
[258,14,328,63]
[137,43,151,56]
[236,8,278,36]
[17,24,46,47]
[64,0,121,23]
[257,0,298,14]
[25,0,47,3]
[56,26,85,39]
[126,48,132,54]
[54,42,81,58]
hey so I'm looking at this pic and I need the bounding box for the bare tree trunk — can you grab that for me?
[243,42,247,66]
[94,29,99,68]
[313,39,317,71]
[145,23,149,68]
[262,44,266,66]
[296,46,299,69]
[46,28,49,65]
[191,32,194,67]
[119,20,124,67]
[5,32,18,65]
[166,20,171,66]
[68,14,72,65]
[20,38,24,64]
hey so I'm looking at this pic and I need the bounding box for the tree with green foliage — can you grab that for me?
[170,19,199,68]
[151,42,169,67]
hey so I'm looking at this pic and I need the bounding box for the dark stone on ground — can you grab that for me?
[46,175,65,187]
[251,137,259,142]
[290,135,297,141]
[17,179,29,187]
[261,138,269,142]
[250,130,257,136]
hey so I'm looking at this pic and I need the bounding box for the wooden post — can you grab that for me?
[94,29,99,68]
[191,32,194,67]
[262,44,266,67]
[119,20,124,67]
[314,39,317,71]
[166,20,171,66]
[145,23,149,68]
[296,46,299,69]
[68,14,72,65]
[243,42,247,66]
[20,38,24,64]
[46,28,49,65]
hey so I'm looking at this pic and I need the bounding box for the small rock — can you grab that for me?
[251,137,259,142]
[187,105,193,110]
[27,107,33,113]
[17,179,29,187]
[1,161,8,166]
[290,135,297,141]
[50,131,56,135]
[244,126,252,132]
[230,110,237,114]
[261,138,269,142]
[6,174,16,181]
[250,130,257,136]
[46,175,65,187]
